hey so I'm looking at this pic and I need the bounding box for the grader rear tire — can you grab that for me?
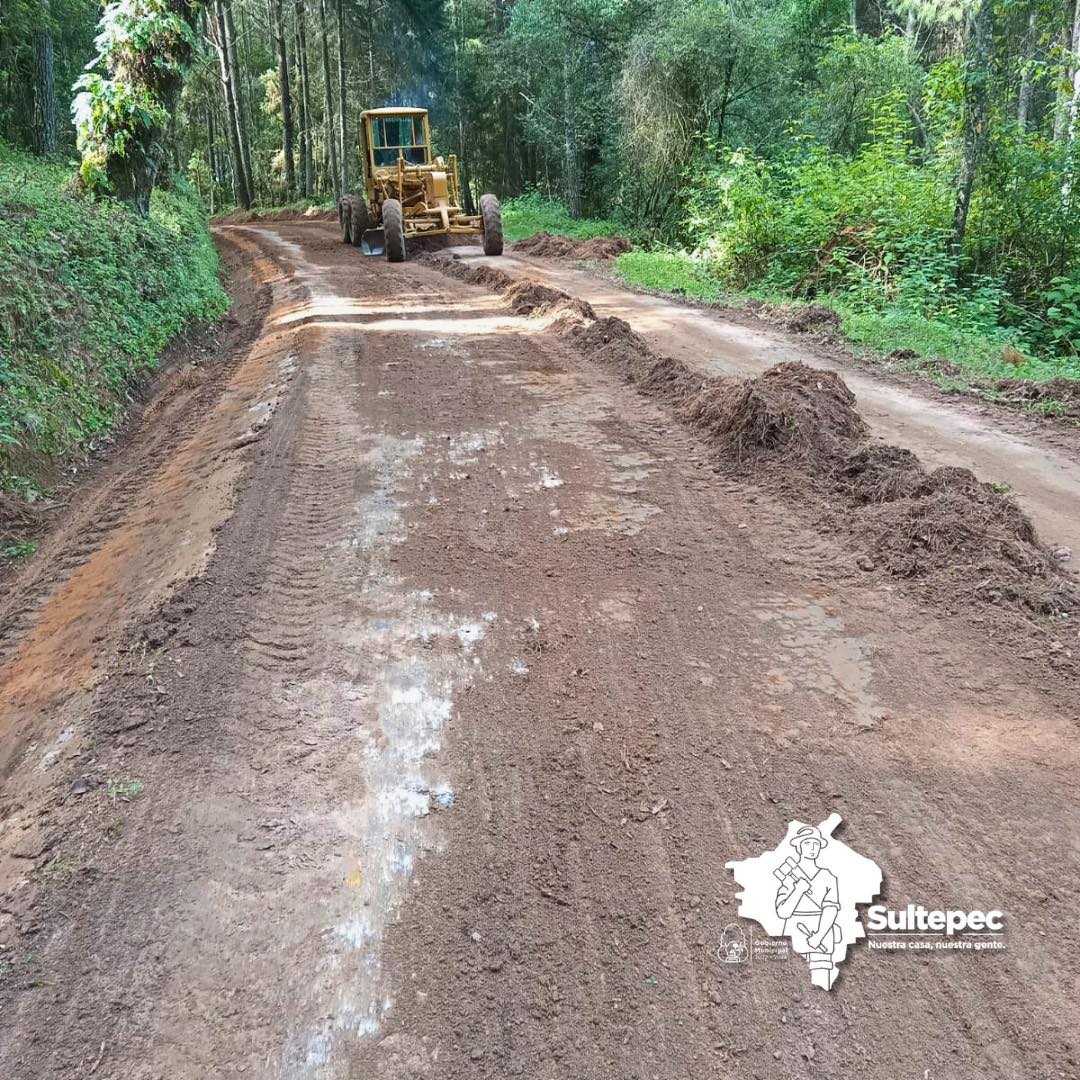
[339,197,354,243]
[349,198,369,247]
[383,198,406,263]
[480,193,503,256]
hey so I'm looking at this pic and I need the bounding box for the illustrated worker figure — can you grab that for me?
[774,825,841,989]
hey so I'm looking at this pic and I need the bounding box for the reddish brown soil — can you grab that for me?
[513,230,632,260]
[0,220,1077,1080]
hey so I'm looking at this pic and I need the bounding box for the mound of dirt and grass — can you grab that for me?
[420,251,514,292]
[421,257,1076,622]
[514,231,632,260]
[993,376,1080,419]
[543,291,1076,621]
[681,363,866,464]
[213,205,336,224]
[0,145,227,516]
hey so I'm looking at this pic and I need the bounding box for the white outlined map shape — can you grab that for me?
[726,813,882,989]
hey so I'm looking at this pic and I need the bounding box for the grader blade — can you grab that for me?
[360,227,386,256]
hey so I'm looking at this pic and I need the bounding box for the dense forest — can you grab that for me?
[5,0,1080,370]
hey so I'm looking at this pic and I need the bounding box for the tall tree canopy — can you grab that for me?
[2,0,1080,348]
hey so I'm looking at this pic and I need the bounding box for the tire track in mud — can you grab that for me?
[1,222,1078,1080]
[232,227,501,1073]
[0,231,290,885]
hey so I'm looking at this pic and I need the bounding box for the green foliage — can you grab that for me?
[613,249,722,301]
[1040,272,1080,354]
[501,192,622,243]
[0,142,227,494]
[802,33,925,154]
[0,540,37,558]
[72,0,199,198]
[106,777,145,800]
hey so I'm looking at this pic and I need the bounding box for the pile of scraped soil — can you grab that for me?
[514,231,632,260]
[994,376,1080,420]
[852,469,1070,612]
[552,304,1074,620]
[747,299,844,337]
[504,280,578,317]
[681,363,866,466]
[419,251,514,292]
[213,207,335,225]
[562,316,707,402]
[420,255,1075,619]
[421,252,596,322]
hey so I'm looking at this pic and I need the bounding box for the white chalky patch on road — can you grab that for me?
[282,427,495,1077]
[447,429,505,463]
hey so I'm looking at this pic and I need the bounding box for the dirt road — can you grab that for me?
[0,220,1077,1080]
[462,248,1080,559]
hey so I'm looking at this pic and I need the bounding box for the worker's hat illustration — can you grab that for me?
[789,825,828,851]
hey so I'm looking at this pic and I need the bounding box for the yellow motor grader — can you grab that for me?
[338,107,502,262]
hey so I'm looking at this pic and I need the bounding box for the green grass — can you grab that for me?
[501,192,623,244]
[106,777,144,801]
[0,540,36,559]
[613,249,724,302]
[608,238,1080,403]
[0,143,228,499]
[836,305,1080,396]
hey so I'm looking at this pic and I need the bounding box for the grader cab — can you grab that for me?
[338,107,503,263]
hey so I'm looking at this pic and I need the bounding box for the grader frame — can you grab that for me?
[338,107,502,263]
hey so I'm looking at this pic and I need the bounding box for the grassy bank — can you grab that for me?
[491,196,1080,407]
[501,193,623,244]
[0,144,227,513]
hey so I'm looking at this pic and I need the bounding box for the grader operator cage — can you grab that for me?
[338,107,503,263]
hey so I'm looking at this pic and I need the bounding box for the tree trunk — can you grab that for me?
[295,0,314,196]
[221,0,254,202]
[336,0,349,191]
[1062,0,1080,148]
[235,1,258,198]
[950,0,993,261]
[318,0,340,200]
[366,0,376,102]
[452,0,475,214]
[1055,17,1074,142]
[272,0,296,198]
[904,8,919,54]
[563,58,580,219]
[31,24,56,155]
[212,0,252,207]
[1017,12,1037,130]
[206,105,216,184]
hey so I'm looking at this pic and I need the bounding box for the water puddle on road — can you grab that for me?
[751,596,884,731]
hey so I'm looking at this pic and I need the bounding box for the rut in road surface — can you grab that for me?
[0,221,1076,1080]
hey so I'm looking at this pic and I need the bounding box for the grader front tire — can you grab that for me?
[383,198,406,263]
[339,197,354,243]
[350,198,369,247]
[480,193,503,256]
